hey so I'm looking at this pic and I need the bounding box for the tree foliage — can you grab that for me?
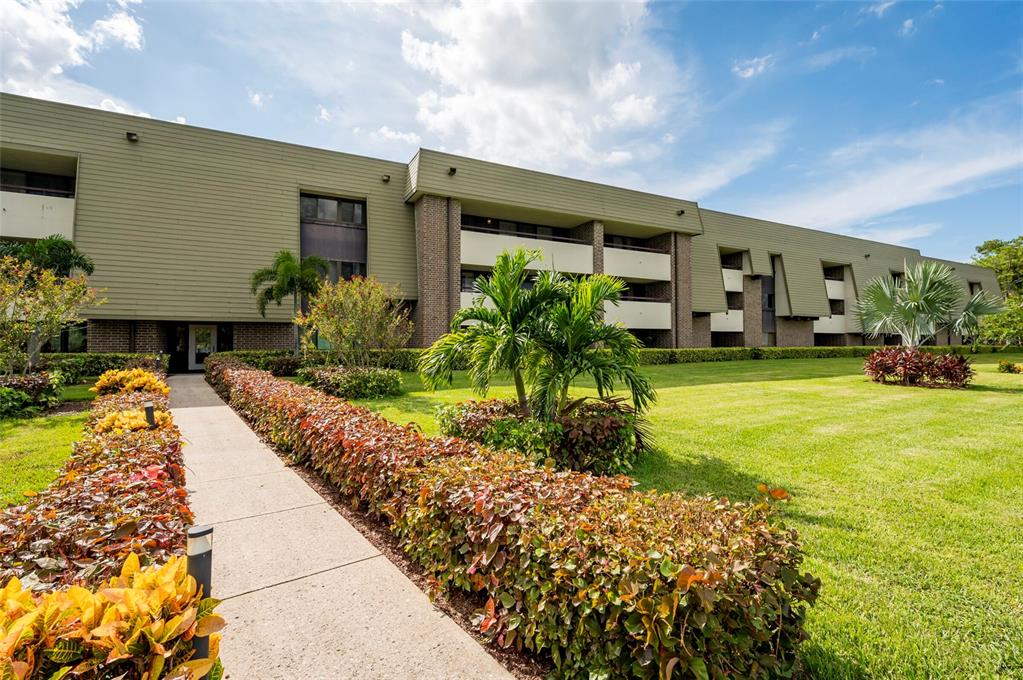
[249,250,327,355]
[973,237,1023,345]
[0,234,95,277]
[856,260,1002,348]
[0,257,102,374]
[296,275,413,367]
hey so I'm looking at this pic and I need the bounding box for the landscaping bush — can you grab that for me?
[0,386,30,418]
[997,359,1022,374]
[438,398,646,475]
[38,352,162,384]
[863,347,974,388]
[267,354,303,376]
[91,367,170,396]
[0,383,190,589]
[0,371,64,416]
[299,365,403,398]
[1,554,224,680]
[209,362,820,678]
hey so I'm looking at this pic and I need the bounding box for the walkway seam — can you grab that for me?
[221,554,385,602]
[208,501,328,526]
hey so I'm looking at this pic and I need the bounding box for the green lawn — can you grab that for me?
[353,353,1023,679]
[0,413,87,506]
[60,376,98,402]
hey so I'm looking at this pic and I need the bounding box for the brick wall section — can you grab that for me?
[672,234,694,347]
[692,313,711,347]
[234,322,292,350]
[776,318,814,346]
[743,276,763,347]
[570,221,604,273]
[134,321,166,353]
[845,333,865,346]
[87,320,131,352]
[413,195,460,347]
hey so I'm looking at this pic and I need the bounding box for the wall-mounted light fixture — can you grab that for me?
[448,167,457,175]
[125,131,139,143]
[864,253,871,259]
[676,209,685,216]
[381,174,391,183]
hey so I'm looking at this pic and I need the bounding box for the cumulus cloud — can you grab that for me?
[732,55,773,79]
[369,126,421,145]
[247,90,270,109]
[0,0,146,113]
[899,19,916,36]
[864,1,897,18]
[316,105,332,122]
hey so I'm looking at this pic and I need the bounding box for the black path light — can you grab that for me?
[143,400,157,429]
[187,525,214,672]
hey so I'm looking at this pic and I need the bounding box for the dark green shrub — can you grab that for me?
[0,372,64,412]
[674,347,756,362]
[438,398,645,475]
[0,386,31,418]
[38,352,162,384]
[299,366,403,398]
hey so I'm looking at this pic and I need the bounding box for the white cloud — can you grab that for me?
[174,116,187,124]
[747,94,1023,231]
[807,46,876,70]
[247,90,270,109]
[0,0,147,114]
[369,126,421,145]
[899,19,916,36]
[928,78,945,86]
[672,120,788,199]
[864,1,897,18]
[662,132,676,144]
[316,105,332,122]
[848,221,941,245]
[732,55,773,79]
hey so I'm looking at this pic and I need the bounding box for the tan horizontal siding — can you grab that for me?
[0,94,417,323]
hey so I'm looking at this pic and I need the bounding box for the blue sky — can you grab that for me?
[2,0,1020,261]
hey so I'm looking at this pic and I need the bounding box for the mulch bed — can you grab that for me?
[42,401,92,416]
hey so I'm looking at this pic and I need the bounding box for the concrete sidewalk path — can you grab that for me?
[169,374,512,680]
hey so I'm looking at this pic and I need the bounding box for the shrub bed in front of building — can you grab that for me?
[298,365,403,398]
[0,372,190,590]
[0,372,64,418]
[206,357,820,679]
[863,347,974,387]
[38,352,163,384]
[437,398,646,475]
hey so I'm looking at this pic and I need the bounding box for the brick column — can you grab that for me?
[692,313,711,347]
[414,195,461,347]
[571,221,604,273]
[87,320,131,352]
[743,276,763,347]
[234,322,293,350]
[776,318,814,346]
[673,234,694,347]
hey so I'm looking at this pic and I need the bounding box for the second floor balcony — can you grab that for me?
[461,225,593,274]
[0,189,75,240]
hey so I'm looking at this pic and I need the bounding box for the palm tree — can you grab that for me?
[250,250,327,355]
[0,234,94,277]
[526,274,656,419]
[856,260,1003,348]
[418,248,567,417]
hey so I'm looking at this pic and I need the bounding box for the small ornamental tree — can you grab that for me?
[296,275,413,367]
[1,256,102,374]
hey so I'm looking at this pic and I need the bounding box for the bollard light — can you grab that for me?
[143,400,156,429]
[187,525,214,675]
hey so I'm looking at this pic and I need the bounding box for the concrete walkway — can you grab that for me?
[169,374,512,680]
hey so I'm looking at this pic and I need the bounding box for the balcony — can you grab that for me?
[722,268,744,293]
[0,191,75,240]
[825,279,845,300]
[710,309,743,332]
[603,245,670,281]
[814,314,847,334]
[461,228,593,274]
[604,299,671,330]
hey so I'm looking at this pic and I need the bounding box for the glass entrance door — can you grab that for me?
[188,324,217,371]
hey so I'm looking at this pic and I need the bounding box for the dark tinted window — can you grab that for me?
[726,291,744,310]
[829,299,845,315]
[317,198,338,221]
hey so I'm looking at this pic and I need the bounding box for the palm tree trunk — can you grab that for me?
[513,370,531,418]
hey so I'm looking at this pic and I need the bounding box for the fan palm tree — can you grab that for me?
[250,250,327,355]
[0,234,94,278]
[526,274,656,420]
[418,248,567,417]
[856,260,1003,348]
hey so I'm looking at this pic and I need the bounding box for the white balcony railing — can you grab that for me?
[711,309,744,332]
[0,191,75,240]
[604,246,670,281]
[722,268,744,293]
[461,229,593,274]
[604,300,672,330]
[814,314,847,334]
[825,279,845,300]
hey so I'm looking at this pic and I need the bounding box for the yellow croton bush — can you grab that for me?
[1,554,224,680]
[93,409,174,435]
[91,369,170,397]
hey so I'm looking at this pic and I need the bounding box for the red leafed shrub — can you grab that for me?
[863,347,974,388]
[207,356,820,678]
[0,389,190,589]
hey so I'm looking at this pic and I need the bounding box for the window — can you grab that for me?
[301,192,367,274]
[461,270,487,292]
[726,291,744,310]
[40,322,87,353]
[823,265,845,281]
[300,193,366,227]
[720,251,744,270]
[829,299,845,315]
[326,260,366,282]
[1,169,75,197]
[969,281,982,295]
[891,271,904,283]
[764,293,776,310]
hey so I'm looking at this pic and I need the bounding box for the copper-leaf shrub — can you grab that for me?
[437,398,646,475]
[0,385,190,590]
[863,347,974,387]
[206,356,820,678]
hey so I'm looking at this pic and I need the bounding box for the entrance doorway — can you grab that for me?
[188,324,217,371]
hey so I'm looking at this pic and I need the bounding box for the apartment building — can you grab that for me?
[0,94,1000,370]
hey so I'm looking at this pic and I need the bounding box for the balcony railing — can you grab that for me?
[462,224,587,245]
[604,242,669,254]
[0,183,75,198]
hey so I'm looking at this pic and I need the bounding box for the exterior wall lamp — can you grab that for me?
[676,209,685,216]
[448,167,457,175]
[381,174,391,183]
[125,131,139,143]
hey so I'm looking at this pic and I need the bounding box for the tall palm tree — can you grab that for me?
[418,248,567,417]
[857,260,1003,348]
[526,274,656,419]
[250,250,327,355]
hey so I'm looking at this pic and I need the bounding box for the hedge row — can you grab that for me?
[0,376,189,590]
[207,356,820,678]
[299,366,404,398]
[37,352,163,383]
